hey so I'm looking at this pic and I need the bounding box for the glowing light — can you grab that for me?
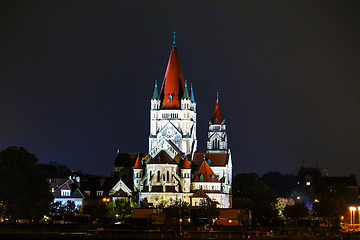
[297,196,301,200]
[349,207,357,225]
[314,199,319,203]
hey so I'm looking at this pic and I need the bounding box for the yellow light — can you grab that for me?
[297,196,301,200]
[102,198,107,202]
[229,220,232,223]
[314,199,319,203]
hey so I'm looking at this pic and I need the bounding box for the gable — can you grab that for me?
[158,121,182,139]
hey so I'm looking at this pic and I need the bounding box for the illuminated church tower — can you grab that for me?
[206,93,228,153]
[148,34,197,159]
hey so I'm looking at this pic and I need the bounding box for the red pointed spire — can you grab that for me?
[211,92,224,124]
[181,156,191,169]
[134,154,144,169]
[159,44,185,109]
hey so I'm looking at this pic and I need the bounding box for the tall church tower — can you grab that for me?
[206,93,228,153]
[148,34,197,158]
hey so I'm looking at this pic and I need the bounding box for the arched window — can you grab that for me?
[169,94,173,103]
[213,139,219,149]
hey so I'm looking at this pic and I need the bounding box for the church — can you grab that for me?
[113,35,232,208]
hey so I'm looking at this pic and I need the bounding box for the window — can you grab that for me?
[157,170,161,182]
[169,94,173,103]
[200,174,203,181]
[96,191,103,196]
[167,171,170,182]
[61,190,70,196]
[212,139,219,149]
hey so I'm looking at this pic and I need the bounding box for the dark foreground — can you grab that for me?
[0,224,357,240]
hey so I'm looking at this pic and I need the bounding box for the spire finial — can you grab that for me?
[216,91,219,103]
[153,80,159,99]
[185,79,187,87]
[190,83,195,102]
[203,154,206,161]
[172,29,176,47]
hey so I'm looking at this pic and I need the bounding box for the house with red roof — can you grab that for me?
[114,34,232,208]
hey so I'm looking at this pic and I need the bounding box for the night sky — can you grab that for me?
[1,1,360,177]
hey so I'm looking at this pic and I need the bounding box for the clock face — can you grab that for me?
[165,128,174,137]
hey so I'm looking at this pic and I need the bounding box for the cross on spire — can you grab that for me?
[172,30,176,46]
[216,91,219,103]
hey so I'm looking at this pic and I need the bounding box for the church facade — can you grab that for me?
[114,37,232,208]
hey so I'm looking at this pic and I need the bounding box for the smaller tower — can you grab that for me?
[206,92,228,153]
[151,80,160,110]
[133,154,144,192]
[181,80,191,110]
[180,156,191,193]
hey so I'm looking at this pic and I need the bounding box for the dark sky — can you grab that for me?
[1,1,360,177]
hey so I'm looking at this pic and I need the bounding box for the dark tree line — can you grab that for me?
[0,146,53,220]
[232,171,358,226]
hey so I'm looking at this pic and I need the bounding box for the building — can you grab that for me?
[52,179,85,209]
[115,36,232,208]
[297,166,359,195]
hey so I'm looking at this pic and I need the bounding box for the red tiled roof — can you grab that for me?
[133,154,144,169]
[149,150,177,164]
[181,156,191,169]
[193,153,227,166]
[193,161,220,183]
[211,100,224,124]
[159,46,185,109]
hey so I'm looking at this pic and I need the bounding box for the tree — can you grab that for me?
[82,201,109,219]
[191,198,219,228]
[113,198,137,220]
[158,199,191,225]
[232,173,277,223]
[262,172,297,197]
[312,194,347,227]
[283,203,309,220]
[232,173,276,201]
[0,146,53,219]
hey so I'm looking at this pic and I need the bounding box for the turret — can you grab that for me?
[180,156,191,193]
[181,80,191,110]
[206,92,227,153]
[151,80,160,110]
[133,154,144,192]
